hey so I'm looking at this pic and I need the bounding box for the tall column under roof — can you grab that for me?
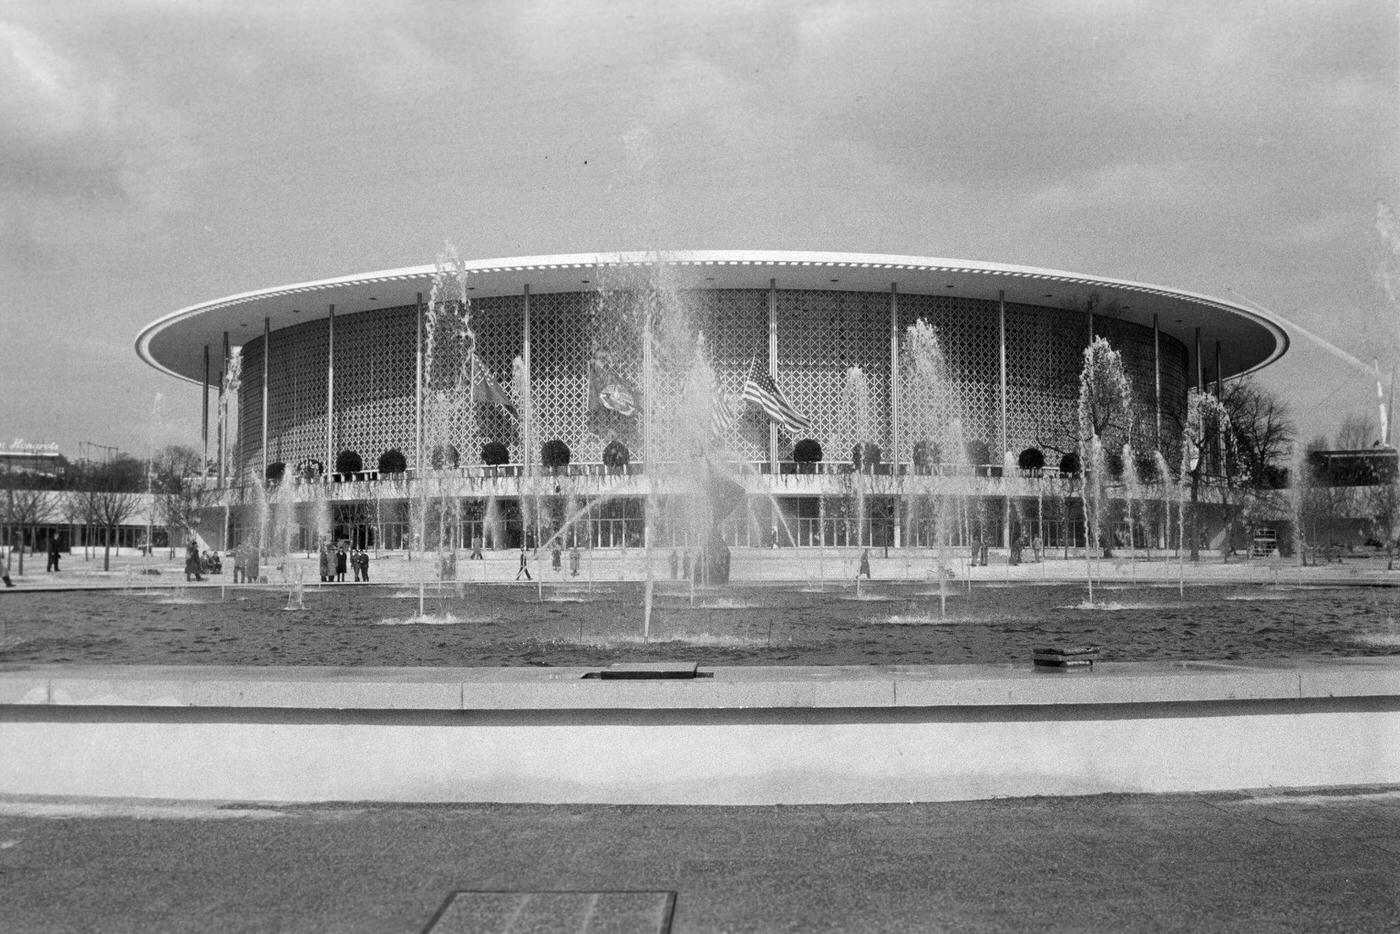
[889,283,900,548]
[261,317,269,485]
[768,278,778,471]
[218,331,228,489]
[414,292,423,472]
[1195,328,1203,392]
[523,284,532,488]
[999,289,1009,549]
[202,344,209,476]
[326,305,335,472]
[1153,314,1161,452]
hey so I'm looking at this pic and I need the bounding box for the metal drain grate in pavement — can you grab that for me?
[423,891,676,934]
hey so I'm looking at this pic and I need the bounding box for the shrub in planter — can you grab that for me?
[541,439,571,469]
[792,438,823,468]
[430,444,459,469]
[296,458,324,482]
[912,440,939,471]
[602,440,630,469]
[1134,451,1158,483]
[265,461,286,483]
[377,449,407,474]
[480,442,509,466]
[1105,450,1125,479]
[850,442,881,470]
[1017,447,1045,472]
[1059,451,1081,476]
[335,449,362,476]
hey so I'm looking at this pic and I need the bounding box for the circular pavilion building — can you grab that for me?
[137,250,1289,554]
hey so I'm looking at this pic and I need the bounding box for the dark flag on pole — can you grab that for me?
[470,356,518,421]
[742,369,811,434]
[588,358,640,417]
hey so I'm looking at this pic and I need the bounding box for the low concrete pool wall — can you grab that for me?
[2,660,1398,803]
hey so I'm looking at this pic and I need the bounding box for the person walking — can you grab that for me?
[857,548,872,580]
[469,535,484,560]
[46,534,60,573]
[358,549,370,582]
[2,542,13,587]
[184,540,204,582]
[568,545,580,578]
[319,544,333,582]
[515,548,532,581]
[335,545,347,582]
[351,548,363,582]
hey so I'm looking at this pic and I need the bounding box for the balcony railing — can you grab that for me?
[246,461,1082,488]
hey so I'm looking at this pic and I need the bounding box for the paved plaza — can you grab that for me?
[1,786,1397,932]
[5,549,1398,931]
[4,545,1395,591]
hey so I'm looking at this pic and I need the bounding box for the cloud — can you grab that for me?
[0,16,198,257]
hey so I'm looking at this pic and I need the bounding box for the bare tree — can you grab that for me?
[1296,437,1350,563]
[70,462,142,571]
[152,444,216,554]
[1363,477,1400,569]
[1208,377,1297,559]
[2,487,58,575]
[1219,377,1295,490]
[60,492,90,560]
[1335,412,1379,450]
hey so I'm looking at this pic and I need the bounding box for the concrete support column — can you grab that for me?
[889,283,900,548]
[414,293,423,472]
[1153,314,1161,452]
[523,285,532,473]
[202,345,210,475]
[999,290,1009,550]
[1195,328,1203,392]
[261,317,270,484]
[768,279,778,470]
[640,283,654,551]
[326,305,335,471]
[218,332,229,489]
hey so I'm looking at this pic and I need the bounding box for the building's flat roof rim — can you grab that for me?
[135,250,1290,384]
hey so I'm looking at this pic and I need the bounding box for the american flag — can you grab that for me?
[710,391,737,439]
[742,370,811,434]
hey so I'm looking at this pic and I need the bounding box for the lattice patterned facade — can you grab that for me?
[234,289,1187,480]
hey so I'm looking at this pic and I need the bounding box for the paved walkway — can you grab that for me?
[1,786,1397,932]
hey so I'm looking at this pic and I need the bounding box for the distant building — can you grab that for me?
[1310,447,1399,487]
[0,439,65,483]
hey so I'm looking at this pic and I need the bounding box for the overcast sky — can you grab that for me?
[1,1,1396,458]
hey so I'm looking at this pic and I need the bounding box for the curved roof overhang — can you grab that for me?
[137,250,1290,385]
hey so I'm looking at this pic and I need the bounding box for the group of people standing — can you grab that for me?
[514,543,582,580]
[319,542,370,582]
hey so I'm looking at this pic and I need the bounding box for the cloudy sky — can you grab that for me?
[1,1,1396,457]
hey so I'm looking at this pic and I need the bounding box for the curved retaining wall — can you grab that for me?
[2,660,1397,804]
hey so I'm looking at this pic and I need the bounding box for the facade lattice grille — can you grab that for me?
[234,289,1188,479]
